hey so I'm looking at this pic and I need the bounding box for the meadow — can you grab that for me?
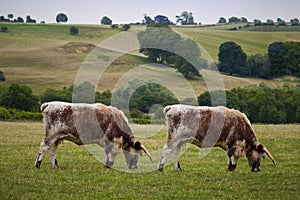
[0,23,300,199]
[1,23,300,95]
[0,121,299,199]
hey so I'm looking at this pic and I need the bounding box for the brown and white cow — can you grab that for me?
[158,105,275,172]
[35,101,152,169]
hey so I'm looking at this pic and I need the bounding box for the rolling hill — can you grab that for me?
[0,23,299,95]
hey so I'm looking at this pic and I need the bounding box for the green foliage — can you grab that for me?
[268,41,287,77]
[101,16,112,25]
[0,71,5,81]
[69,26,79,35]
[40,87,72,103]
[218,41,247,75]
[176,11,195,25]
[246,54,270,79]
[138,24,203,79]
[218,41,300,79]
[143,15,154,25]
[0,83,39,112]
[112,79,178,121]
[0,107,12,120]
[111,24,118,29]
[41,82,112,105]
[122,24,131,31]
[56,13,68,23]
[0,26,8,32]
[198,84,300,124]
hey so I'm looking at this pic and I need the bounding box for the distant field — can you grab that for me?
[0,121,299,199]
[0,23,300,95]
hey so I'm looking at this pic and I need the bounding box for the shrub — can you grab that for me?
[0,107,12,120]
[0,26,8,32]
[122,24,131,31]
[0,71,5,81]
[70,26,79,35]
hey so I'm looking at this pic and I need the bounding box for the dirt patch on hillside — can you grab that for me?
[58,42,96,54]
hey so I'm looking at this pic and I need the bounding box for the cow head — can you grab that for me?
[246,144,276,172]
[123,141,153,169]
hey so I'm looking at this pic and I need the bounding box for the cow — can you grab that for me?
[35,101,152,169]
[158,104,276,172]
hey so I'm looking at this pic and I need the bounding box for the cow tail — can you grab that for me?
[163,106,172,116]
[40,103,49,112]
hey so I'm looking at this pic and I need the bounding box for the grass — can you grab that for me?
[1,23,300,95]
[0,121,299,199]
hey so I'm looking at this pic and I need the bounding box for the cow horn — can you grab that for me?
[263,147,276,166]
[141,145,153,163]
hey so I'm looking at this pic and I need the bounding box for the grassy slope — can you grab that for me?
[0,121,299,199]
[0,23,300,95]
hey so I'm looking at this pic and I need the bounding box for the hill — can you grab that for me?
[0,23,300,95]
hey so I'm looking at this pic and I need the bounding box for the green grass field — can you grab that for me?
[1,23,300,95]
[0,121,299,199]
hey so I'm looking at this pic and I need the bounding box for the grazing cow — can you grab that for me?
[35,101,152,169]
[158,105,275,172]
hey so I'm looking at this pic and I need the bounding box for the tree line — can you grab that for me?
[218,41,300,79]
[198,84,300,124]
[0,82,299,124]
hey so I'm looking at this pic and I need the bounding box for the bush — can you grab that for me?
[111,24,118,29]
[0,107,12,120]
[70,26,79,35]
[0,71,5,81]
[0,26,8,32]
[122,24,131,31]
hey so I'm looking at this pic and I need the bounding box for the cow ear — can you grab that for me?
[134,141,141,150]
[257,144,264,153]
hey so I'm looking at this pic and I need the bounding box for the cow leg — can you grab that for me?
[227,147,237,171]
[158,143,172,171]
[49,141,59,168]
[35,140,49,168]
[171,145,182,172]
[104,144,117,168]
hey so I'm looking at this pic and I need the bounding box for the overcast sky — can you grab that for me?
[1,0,299,24]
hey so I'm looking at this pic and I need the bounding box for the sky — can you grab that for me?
[1,0,300,24]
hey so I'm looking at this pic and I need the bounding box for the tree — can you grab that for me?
[291,18,299,26]
[154,15,172,25]
[143,14,154,24]
[56,13,68,23]
[26,15,36,23]
[268,42,287,77]
[176,11,195,25]
[0,83,39,111]
[218,41,247,75]
[7,14,13,21]
[218,17,227,24]
[265,19,275,26]
[101,16,112,25]
[17,17,24,23]
[228,16,241,23]
[284,42,300,76]
[246,54,270,79]
[254,19,262,26]
[69,26,79,35]
[240,17,248,23]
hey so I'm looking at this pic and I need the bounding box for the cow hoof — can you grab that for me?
[158,168,164,172]
[35,161,42,169]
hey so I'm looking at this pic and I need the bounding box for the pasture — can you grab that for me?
[0,121,299,199]
[1,23,300,95]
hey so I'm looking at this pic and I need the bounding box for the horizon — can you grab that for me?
[1,0,300,25]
